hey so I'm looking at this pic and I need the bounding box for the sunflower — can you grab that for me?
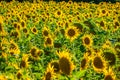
[49,60,60,73]
[54,9,63,18]
[9,40,19,50]
[43,64,56,80]
[20,20,26,28]
[16,70,23,79]
[20,54,29,68]
[99,8,108,17]
[31,26,38,34]
[99,19,107,31]
[92,50,107,73]
[10,30,21,39]
[104,68,116,80]
[113,19,120,32]
[42,27,50,37]
[65,26,79,42]
[30,46,42,60]
[80,53,89,70]
[44,36,53,47]
[22,27,29,35]
[103,50,116,66]
[114,42,120,59]
[57,50,75,75]
[82,34,93,48]
[102,40,112,49]
[0,75,7,80]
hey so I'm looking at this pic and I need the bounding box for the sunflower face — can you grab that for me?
[44,36,53,47]
[103,52,116,66]
[82,35,93,48]
[57,50,75,75]
[65,26,79,42]
[81,58,87,69]
[59,57,71,75]
[92,51,106,73]
[93,57,104,69]
[43,64,55,80]
[31,26,38,34]
[43,30,49,36]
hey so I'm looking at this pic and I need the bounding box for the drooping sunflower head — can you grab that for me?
[103,50,116,67]
[65,26,79,42]
[92,50,107,73]
[43,64,56,80]
[57,50,75,75]
[82,34,93,48]
[104,68,116,80]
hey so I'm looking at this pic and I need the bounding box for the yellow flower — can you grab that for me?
[43,64,56,80]
[30,46,42,60]
[82,34,93,48]
[42,26,50,37]
[103,49,116,66]
[57,50,75,75]
[0,75,7,80]
[31,26,38,34]
[49,60,60,73]
[65,26,79,42]
[20,54,30,68]
[92,50,107,73]
[16,70,23,79]
[80,53,90,70]
[44,36,54,47]
[104,68,116,80]
[114,42,120,59]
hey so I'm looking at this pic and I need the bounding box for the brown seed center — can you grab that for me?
[68,29,75,37]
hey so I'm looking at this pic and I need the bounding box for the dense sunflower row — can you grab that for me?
[0,0,120,80]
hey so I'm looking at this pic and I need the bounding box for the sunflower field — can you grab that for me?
[0,0,120,80]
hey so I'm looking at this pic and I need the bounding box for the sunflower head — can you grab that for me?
[20,54,29,68]
[31,26,38,34]
[80,53,90,70]
[103,50,116,66]
[82,34,93,48]
[104,68,116,80]
[65,26,79,42]
[42,27,50,37]
[49,60,60,73]
[92,50,107,73]
[30,46,41,60]
[57,50,75,75]
[17,70,23,79]
[43,64,56,80]
[10,30,21,39]
[44,36,53,47]
[114,43,120,59]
